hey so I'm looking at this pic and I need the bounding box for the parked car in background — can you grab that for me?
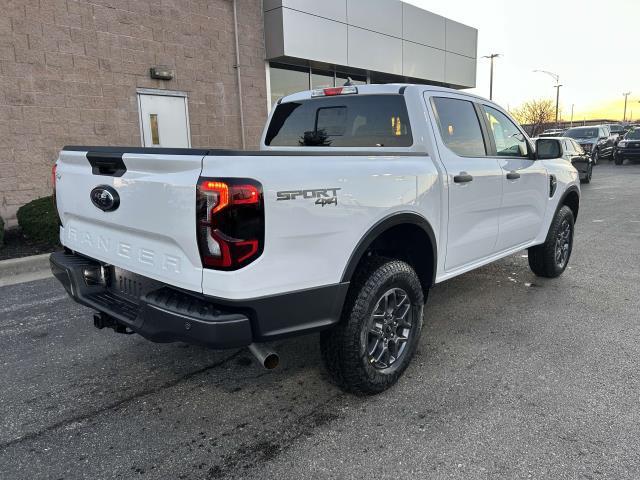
[533,137,593,183]
[614,127,640,165]
[605,124,627,144]
[539,128,566,137]
[563,125,615,164]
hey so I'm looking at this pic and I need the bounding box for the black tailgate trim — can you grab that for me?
[87,151,127,177]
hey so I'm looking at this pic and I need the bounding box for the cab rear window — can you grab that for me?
[265,95,413,147]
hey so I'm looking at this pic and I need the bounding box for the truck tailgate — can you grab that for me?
[56,148,206,293]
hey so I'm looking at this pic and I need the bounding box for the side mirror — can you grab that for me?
[535,138,561,160]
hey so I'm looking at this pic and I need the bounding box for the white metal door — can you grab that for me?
[479,103,548,252]
[426,93,503,271]
[138,92,191,148]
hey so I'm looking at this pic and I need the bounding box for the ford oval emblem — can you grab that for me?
[90,185,120,212]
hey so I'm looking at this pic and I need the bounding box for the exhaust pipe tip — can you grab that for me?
[262,352,279,370]
[248,343,279,370]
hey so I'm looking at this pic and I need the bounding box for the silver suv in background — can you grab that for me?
[563,125,616,164]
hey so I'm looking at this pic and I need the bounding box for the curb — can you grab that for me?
[0,253,52,280]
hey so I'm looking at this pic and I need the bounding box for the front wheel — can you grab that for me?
[614,152,624,165]
[528,205,575,278]
[320,258,424,395]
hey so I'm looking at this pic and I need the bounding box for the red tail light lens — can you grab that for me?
[200,180,230,214]
[52,163,60,223]
[197,178,264,270]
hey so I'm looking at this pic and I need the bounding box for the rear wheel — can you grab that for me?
[614,152,624,165]
[592,149,599,165]
[320,258,424,395]
[528,205,575,278]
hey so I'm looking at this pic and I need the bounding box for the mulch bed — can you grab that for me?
[0,228,61,261]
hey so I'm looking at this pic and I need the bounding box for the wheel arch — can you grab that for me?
[340,212,437,294]
[560,185,580,221]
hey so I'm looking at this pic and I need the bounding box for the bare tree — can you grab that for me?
[511,99,556,137]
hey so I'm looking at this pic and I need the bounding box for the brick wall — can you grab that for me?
[0,0,268,224]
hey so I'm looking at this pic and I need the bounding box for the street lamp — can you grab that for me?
[534,70,562,126]
[622,92,631,122]
[482,54,500,100]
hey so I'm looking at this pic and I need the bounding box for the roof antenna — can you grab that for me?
[343,77,353,86]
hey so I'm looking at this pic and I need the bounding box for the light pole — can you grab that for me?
[534,70,562,126]
[483,54,500,100]
[622,92,631,122]
[570,104,574,128]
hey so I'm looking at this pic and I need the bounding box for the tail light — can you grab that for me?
[196,178,264,270]
[52,163,58,216]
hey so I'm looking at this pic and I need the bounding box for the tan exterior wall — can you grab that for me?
[0,0,268,224]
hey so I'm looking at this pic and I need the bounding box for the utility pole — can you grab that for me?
[483,54,500,100]
[622,92,631,122]
[570,104,574,128]
[534,70,562,127]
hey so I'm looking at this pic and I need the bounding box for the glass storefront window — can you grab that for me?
[370,72,405,84]
[270,63,372,107]
[269,63,441,109]
[270,63,405,109]
[269,64,309,107]
[336,72,367,86]
[311,70,335,89]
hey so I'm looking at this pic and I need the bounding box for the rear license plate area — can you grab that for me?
[107,267,162,303]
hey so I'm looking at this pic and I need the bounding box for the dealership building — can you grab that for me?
[0,0,477,223]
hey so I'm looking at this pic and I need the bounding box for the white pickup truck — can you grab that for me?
[50,84,580,395]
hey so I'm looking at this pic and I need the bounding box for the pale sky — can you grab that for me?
[406,0,640,121]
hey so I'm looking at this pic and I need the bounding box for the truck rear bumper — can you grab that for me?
[50,251,349,348]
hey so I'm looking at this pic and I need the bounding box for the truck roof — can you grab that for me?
[278,83,490,105]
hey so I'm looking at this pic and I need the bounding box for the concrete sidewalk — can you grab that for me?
[0,253,52,287]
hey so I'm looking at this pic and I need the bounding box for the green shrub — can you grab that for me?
[16,196,60,245]
[0,215,4,247]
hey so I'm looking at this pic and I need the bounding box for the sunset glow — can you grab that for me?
[407,0,639,122]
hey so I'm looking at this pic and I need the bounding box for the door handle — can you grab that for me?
[453,172,473,183]
[506,171,521,180]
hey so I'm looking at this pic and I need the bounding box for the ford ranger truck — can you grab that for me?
[50,84,580,395]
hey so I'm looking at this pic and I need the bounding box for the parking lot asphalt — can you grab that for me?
[1,163,639,480]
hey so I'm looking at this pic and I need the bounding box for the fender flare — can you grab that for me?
[340,212,438,285]
[556,185,580,221]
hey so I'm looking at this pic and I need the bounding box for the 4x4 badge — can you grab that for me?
[90,185,120,212]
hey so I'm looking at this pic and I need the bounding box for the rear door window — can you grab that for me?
[265,95,412,147]
[430,97,487,157]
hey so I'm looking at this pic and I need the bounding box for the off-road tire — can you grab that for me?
[320,258,424,396]
[528,205,575,278]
